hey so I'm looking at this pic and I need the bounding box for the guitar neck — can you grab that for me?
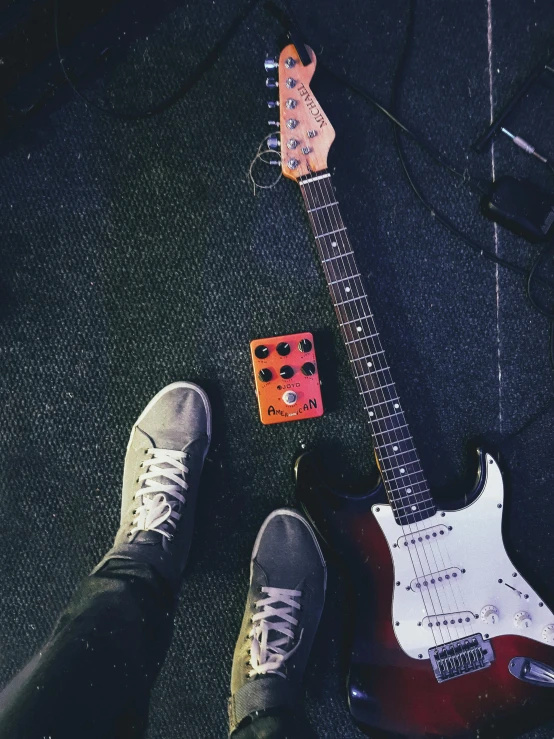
[299,170,436,526]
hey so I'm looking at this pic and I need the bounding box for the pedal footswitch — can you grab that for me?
[250,332,324,425]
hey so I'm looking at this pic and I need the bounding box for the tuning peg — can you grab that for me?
[266,77,278,89]
[267,137,280,150]
[264,57,278,72]
[267,101,279,108]
[268,120,280,127]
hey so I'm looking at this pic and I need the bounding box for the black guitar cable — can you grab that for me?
[389,0,554,369]
[52,0,554,366]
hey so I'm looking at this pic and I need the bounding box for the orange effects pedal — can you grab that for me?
[250,332,324,425]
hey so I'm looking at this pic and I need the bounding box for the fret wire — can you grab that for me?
[300,171,434,521]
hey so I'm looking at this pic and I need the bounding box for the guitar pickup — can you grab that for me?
[397,524,450,549]
[423,611,476,629]
[411,567,463,592]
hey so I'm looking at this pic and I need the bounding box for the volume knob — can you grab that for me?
[276,342,291,356]
[298,338,312,353]
[542,624,554,645]
[258,368,272,382]
[480,605,499,626]
[254,345,269,359]
[513,611,532,629]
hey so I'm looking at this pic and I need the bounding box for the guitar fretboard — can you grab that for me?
[299,170,436,527]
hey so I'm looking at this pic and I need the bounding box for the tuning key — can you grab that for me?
[264,57,278,71]
[286,119,298,129]
[287,159,300,170]
[285,78,296,89]
[287,139,299,149]
[268,120,280,127]
[284,57,296,69]
[266,77,278,89]
[267,137,280,150]
[267,101,279,109]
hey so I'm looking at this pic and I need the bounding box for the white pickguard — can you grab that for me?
[372,454,554,660]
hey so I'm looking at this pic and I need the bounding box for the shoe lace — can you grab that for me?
[131,448,189,540]
[248,587,304,679]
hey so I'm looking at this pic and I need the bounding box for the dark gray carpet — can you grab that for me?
[1,1,554,737]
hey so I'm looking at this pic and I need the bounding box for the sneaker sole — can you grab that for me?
[128,381,212,450]
[250,507,327,592]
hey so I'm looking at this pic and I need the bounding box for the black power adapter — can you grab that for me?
[481,176,554,243]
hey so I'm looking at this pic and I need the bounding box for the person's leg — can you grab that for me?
[228,508,325,739]
[0,560,176,739]
[0,382,211,739]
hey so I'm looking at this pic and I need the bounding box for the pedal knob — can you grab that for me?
[279,365,294,379]
[301,362,316,376]
[258,368,272,382]
[255,345,270,359]
[282,390,297,405]
[513,611,533,629]
[542,624,554,645]
[480,605,499,626]
[276,342,291,356]
[298,338,312,353]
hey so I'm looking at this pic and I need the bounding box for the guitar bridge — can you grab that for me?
[429,634,495,683]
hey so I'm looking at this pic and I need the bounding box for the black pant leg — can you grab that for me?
[0,560,176,739]
[232,709,318,739]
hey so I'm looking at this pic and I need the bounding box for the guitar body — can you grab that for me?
[296,449,554,739]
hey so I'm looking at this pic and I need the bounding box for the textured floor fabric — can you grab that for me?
[1,1,554,738]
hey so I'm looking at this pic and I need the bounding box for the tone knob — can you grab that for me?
[254,345,269,359]
[266,77,278,89]
[258,368,272,382]
[264,57,278,71]
[513,611,533,629]
[480,605,500,626]
[279,365,294,379]
[267,137,280,150]
[287,159,299,170]
[298,338,312,353]
[287,139,299,149]
[542,624,554,645]
[285,78,296,89]
[285,98,297,109]
[284,57,296,69]
[301,362,316,376]
[276,342,290,356]
[286,119,298,129]
[282,390,297,405]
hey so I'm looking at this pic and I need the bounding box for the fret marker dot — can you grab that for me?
[367,362,373,367]
[331,241,338,247]
[369,411,374,417]
[393,445,398,451]
[406,488,412,494]
[345,286,351,293]
[394,403,399,409]
[356,326,362,332]
[400,468,405,473]
[411,505,417,511]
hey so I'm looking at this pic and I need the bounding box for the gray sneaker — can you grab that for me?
[229,508,327,735]
[91,381,211,592]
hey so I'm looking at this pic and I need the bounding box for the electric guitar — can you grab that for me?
[265,43,554,738]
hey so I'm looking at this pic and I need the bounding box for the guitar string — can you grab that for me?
[301,172,453,647]
[314,171,474,643]
[304,171,473,645]
[310,172,473,642]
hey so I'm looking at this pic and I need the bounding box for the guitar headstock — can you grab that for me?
[265,44,335,182]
